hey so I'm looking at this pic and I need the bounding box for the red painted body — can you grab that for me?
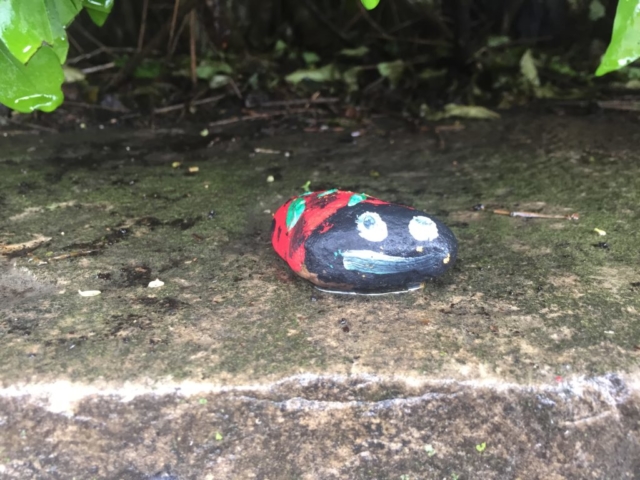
[272,190,386,274]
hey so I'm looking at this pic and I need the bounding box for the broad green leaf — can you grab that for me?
[302,51,320,65]
[45,0,81,63]
[274,39,287,57]
[486,35,510,48]
[54,0,83,25]
[443,104,500,120]
[377,60,404,88]
[82,0,113,12]
[589,0,606,21]
[361,0,380,10]
[343,66,362,92]
[596,0,640,76]
[209,74,231,89]
[0,0,54,64]
[285,64,340,84]
[339,46,369,57]
[418,68,446,80]
[84,0,113,26]
[86,7,109,26]
[133,58,162,79]
[0,42,64,112]
[62,64,85,83]
[196,60,233,79]
[520,49,540,87]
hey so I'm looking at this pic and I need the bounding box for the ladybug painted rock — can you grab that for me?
[271,190,458,294]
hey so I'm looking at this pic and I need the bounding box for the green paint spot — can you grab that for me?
[348,193,367,206]
[286,197,306,230]
[318,189,338,197]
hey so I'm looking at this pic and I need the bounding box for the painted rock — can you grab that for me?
[271,189,458,294]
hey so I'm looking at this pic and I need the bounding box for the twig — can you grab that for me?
[50,250,99,261]
[70,23,114,58]
[153,94,226,114]
[168,13,189,57]
[137,0,150,52]
[7,119,58,133]
[208,108,321,128]
[493,209,579,220]
[108,0,201,90]
[189,10,197,87]
[255,97,339,108]
[597,100,640,112]
[356,0,393,41]
[0,235,51,256]
[369,34,450,47]
[301,0,354,46]
[81,62,116,74]
[68,47,137,64]
[168,0,181,51]
[63,101,130,113]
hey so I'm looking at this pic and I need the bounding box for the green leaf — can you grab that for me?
[486,35,510,48]
[475,442,487,452]
[209,74,231,89]
[62,64,85,83]
[133,58,163,79]
[0,0,54,64]
[443,104,500,120]
[520,49,540,87]
[83,0,113,27]
[196,60,233,80]
[424,444,436,457]
[0,43,64,113]
[82,0,114,12]
[343,66,363,92]
[302,51,320,65]
[418,68,446,80]
[85,7,109,26]
[339,46,369,57]
[285,64,340,84]
[589,0,606,21]
[377,60,405,88]
[215,431,223,441]
[596,0,640,76]
[274,39,287,57]
[361,0,380,10]
[44,0,83,63]
[53,0,83,25]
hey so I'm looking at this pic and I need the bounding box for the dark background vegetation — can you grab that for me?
[56,0,625,118]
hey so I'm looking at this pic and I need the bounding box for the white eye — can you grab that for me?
[356,211,388,242]
[409,216,439,241]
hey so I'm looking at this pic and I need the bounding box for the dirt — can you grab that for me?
[1,111,640,478]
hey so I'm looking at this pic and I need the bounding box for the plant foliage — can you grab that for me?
[0,0,113,113]
[596,0,640,76]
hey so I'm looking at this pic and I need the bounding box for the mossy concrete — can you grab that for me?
[1,113,639,478]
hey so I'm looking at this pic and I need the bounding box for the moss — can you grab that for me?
[1,118,640,383]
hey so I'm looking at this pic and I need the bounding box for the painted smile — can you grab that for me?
[341,249,446,275]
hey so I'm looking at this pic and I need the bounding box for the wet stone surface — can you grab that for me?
[1,113,640,478]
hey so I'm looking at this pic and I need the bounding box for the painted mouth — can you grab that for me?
[341,249,446,275]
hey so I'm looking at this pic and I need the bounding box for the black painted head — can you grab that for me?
[303,202,458,293]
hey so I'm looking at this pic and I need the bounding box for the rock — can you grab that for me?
[272,190,457,293]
